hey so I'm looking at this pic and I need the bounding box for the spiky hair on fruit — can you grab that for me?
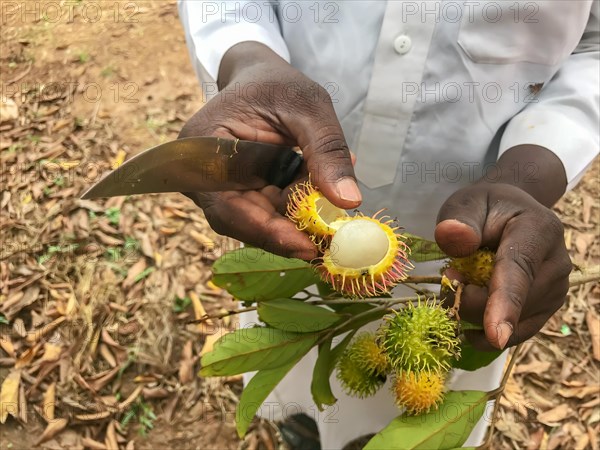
[336,333,389,398]
[379,299,460,373]
[393,370,446,415]
[286,181,348,250]
[317,212,413,298]
[447,249,495,286]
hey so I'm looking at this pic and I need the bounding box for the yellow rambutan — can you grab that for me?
[317,212,413,298]
[286,181,348,250]
[447,249,495,286]
[393,370,446,415]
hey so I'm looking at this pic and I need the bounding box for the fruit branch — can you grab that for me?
[402,275,444,284]
[569,265,600,287]
[480,343,523,448]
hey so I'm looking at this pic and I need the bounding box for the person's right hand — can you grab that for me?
[179,42,361,260]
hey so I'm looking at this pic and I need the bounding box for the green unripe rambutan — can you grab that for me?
[379,300,460,373]
[336,333,388,398]
[447,249,495,286]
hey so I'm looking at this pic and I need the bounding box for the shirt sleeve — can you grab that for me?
[498,1,600,191]
[177,1,290,90]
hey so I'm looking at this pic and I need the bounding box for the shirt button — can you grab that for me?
[394,35,412,55]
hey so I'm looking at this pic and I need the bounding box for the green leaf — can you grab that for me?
[258,298,341,333]
[212,248,319,300]
[236,361,296,437]
[404,233,447,263]
[453,341,503,371]
[364,390,488,450]
[311,331,356,410]
[200,327,319,376]
[316,279,338,298]
[134,267,155,283]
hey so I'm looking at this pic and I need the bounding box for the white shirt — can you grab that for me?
[179,0,599,238]
[178,2,599,448]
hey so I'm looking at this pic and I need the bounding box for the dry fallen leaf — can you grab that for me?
[190,291,213,334]
[111,149,127,169]
[15,344,40,369]
[41,342,63,362]
[537,404,574,426]
[586,309,600,361]
[0,369,21,423]
[105,419,119,450]
[35,417,68,445]
[42,382,56,421]
[558,385,599,399]
[122,258,147,289]
[117,385,143,412]
[179,339,194,384]
[189,229,214,248]
[81,437,107,450]
[0,336,15,357]
[0,98,18,121]
[200,333,220,357]
[86,366,121,392]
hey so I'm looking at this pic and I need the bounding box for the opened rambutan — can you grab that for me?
[336,333,388,398]
[286,181,348,250]
[393,370,446,415]
[447,249,495,286]
[316,213,413,298]
[380,300,460,373]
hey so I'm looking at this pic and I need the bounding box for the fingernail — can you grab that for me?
[336,177,361,203]
[497,322,513,349]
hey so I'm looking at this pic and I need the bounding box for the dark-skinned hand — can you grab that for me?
[435,145,573,351]
[179,41,360,260]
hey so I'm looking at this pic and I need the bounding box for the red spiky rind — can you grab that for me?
[316,211,414,298]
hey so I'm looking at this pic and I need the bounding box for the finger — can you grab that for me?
[466,311,553,351]
[281,94,361,209]
[435,190,486,257]
[483,215,553,349]
[201,192,318,260]
[457,285,488,325]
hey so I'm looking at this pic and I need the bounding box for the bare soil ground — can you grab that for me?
[1,2,598,449]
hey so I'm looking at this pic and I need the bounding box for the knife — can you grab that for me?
[81,137,303,199]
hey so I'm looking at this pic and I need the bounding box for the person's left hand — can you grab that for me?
[434,181,572,351]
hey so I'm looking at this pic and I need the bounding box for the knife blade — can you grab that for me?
[81,137,303,199]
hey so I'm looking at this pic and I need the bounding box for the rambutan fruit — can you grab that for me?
[316,213,413,298]
[286,181,348,250]
[336,333,388,398]
[379,300,460,373]
[393,370,446,415]
[447,249,495,286]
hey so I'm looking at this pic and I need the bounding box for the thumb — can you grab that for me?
[434,190,486,257]
[282,98,361,209]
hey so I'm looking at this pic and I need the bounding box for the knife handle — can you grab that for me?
[268,149,304,189]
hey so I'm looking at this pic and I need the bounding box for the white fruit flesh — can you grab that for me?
[329,219,389,269]
[315,197,347,225]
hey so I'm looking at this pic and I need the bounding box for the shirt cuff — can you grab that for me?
[499,109,599,191]
[190,24,291,82]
